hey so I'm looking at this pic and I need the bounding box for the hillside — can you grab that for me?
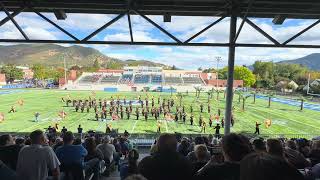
[0,44,168,69]
[278,53,320,71]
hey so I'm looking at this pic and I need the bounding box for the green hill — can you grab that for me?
[0,44,168,69]
[278,53,320,71]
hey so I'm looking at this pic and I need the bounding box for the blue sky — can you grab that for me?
[0,12,320,69]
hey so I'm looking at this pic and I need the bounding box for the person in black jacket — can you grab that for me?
[240,153,304,180]
[195,133,252,180]
[138,134,193,180]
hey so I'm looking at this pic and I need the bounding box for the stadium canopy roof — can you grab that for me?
[2,0,320,18]
[1,0,320,134]
[1,0,320,48]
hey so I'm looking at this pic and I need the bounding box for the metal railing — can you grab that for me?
[2,132,318,140]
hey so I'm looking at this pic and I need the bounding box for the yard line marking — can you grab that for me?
[196,124,201,132]
[165,120,168,132]
[21,111,58,131]
[67,113,91,129]
[131,120,138,134]
[249,105,319,133]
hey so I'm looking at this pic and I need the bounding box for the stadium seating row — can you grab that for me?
[78,74,204,85]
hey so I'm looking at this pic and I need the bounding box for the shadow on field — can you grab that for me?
[279,108,298,112]
[144,130,156,133]
[187,129,200,133]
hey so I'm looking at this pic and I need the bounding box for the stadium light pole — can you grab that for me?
[63,53,67,85]
[215,56,221,89]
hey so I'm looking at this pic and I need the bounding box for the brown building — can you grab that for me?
[69,70,77,81]
[205,79,243,88]
[59,70,79,86]
[0,74,6,85]
[22,69,34,79]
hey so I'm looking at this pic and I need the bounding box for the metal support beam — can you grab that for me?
[0,8,24,27]
[1,39,320,48]
[34,11,80,41]
[133,9,182,43]
[282,19,320,45]
[184,16,226,43]
[244,18,280,45]
[234,0,254,43]
[82,13,126,42]
[0,3,29,40]
[127,11,134,42]
[224,8,237,135]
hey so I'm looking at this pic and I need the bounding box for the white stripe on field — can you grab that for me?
[131,120,138,133]
[165,120,168,132]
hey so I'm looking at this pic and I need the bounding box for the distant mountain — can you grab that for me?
[0,44,169,69]
[278,53,320,71]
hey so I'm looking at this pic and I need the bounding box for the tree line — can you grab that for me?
[203,61,320,90]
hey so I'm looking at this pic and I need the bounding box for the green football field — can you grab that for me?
[0,89,320,137]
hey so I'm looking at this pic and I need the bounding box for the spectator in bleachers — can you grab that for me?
[309,140,320,166]
[187,137,210,163]
[52,137,63,151]
[120,149,139,180]
[24,137,31,145]
[195,133,251,180]
[15,137,25,145]
[55,131,87,165]
[84,137,103,162]
[113,138,122,154]
[266,139,284,158]
[284,140,310,169]
[192,144,210,174]
[240,153,304,180]
[210,137,222,155]
[296,138,311,158]
[252,138,266,153]
[97,135,116,164]
[73,137,82,145]
[138,134,193,180]
[120,137,130,156]
[0,134,23,170]
[17,130,60,180]
[0,134,14,145]
[56,131,99,179]
[84,137,104,180]
[177,138,190,156]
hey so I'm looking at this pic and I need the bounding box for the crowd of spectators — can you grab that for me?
[1,130,320,180]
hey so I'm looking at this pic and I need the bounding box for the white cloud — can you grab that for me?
[107,53,140,60]
[103,31,160,42]
[23,27,57,40]
[44,13,116,31]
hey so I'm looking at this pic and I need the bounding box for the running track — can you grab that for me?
[256,95,320,111]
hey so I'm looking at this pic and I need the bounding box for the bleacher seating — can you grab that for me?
[119,74,133,84]
[182,76,204,84]
[79,74,103,84]
[100,75,120,84]
[74,70,208,88]
[1,130,316,180]
[134,75,150,84]
[165,76,183,85]
[79,75,94,83]
[151,75,162,84]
